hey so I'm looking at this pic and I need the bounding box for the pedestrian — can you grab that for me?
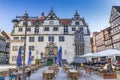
[26,68,31,80]
[103,58,115,73]
[75,64,78,70]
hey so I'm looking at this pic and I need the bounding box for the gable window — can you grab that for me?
[29,37,35,42]
[18,28,23,32]
[38,36,44,42]
[75,22,79,25]
[44,27,49,31]
[49,36,54,42]
[59,36,65,42]
[53,27,58,31]
[72,27,76,31]
[35,27,39,34]
[64,26,68,34]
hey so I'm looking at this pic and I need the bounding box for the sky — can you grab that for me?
[0,0,120,34]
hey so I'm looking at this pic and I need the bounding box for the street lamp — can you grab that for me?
[16,11,37,80]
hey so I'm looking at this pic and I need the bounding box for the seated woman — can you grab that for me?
[103,58,115,73]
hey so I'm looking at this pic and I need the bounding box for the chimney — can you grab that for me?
[41,12,44,16]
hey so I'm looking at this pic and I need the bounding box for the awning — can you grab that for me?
[74,57,87,63]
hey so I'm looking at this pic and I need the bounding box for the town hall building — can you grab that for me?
[9,8,91,65]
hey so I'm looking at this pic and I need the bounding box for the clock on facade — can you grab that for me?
[49,21,54,25]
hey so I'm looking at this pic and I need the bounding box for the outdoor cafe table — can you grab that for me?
[44,70,55,79]
[63,64,72,71]
[68,69,79,79]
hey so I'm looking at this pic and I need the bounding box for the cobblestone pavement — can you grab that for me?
[29,66,120,80]
[1,65,120,80]
[29,66,95,80]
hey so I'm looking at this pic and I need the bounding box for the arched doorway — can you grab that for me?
[45,42,58,66]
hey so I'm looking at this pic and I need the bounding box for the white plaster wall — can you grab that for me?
[10,18,91,64]
[83,27,88,34]
[9,41,24,64]
[39,26,64,34]
[43,20,60,25]
[84,36,91,54]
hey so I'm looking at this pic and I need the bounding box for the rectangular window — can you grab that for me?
[18,28,23,32]
[38,36,44,42]
[72,27,76,31]
[21,37,25,40]
[44,27,49,31]
[64,26,68,34]
[13,46,18,51]
[59,36,64,42]
[26,28,31,32]
[75,22,79,25]
[14,37,19,40]
[53,27,58,31]
[35,27,39,34]
[29,46,34,51]
[78,36,84,42]
[29,37,35,42]
[80,28,84,34]
[49,36,54,42]
[12,56,17,61]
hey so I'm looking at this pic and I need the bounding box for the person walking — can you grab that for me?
[26,68,31,80]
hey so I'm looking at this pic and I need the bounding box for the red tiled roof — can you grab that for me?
[31,19,36,24]
[60,19,72,26]
[31,16,46,24]
[38,16,46,21]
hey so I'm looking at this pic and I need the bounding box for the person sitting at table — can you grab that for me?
[87,60,92,66]
[103,58,115,73]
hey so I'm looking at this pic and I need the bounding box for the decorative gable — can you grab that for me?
[46,7,58,20]
[110,6,120,23]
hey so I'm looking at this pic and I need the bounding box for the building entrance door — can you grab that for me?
[47,59,53,66]
[45,42,58,65]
